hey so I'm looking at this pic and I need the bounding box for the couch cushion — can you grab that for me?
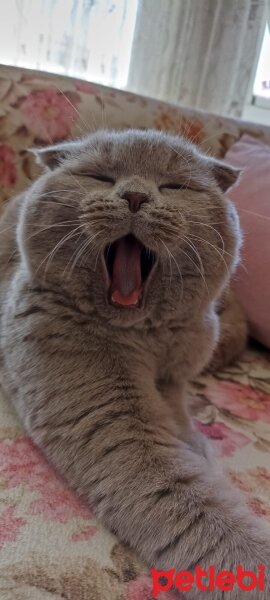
[226,135,270,348]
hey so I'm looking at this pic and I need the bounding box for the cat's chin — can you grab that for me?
[103,234,157,310]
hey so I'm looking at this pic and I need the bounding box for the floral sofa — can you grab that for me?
[0,65,270,600]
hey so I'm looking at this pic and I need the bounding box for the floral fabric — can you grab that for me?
[0,64,270,599]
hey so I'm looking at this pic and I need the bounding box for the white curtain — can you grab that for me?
[128,0,268,117]
[0,0,138,88]
[0,0,268,118]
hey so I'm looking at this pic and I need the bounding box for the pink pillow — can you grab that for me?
[225,134,270,348]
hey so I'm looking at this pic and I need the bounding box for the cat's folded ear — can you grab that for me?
[210,158,243,192]
[29,139,82,170]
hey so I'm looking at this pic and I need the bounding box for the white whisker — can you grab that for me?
[67,231,104,278]
[160,239,184,298]
[26,221,82,241]
[182,236,208,294]
[36,224,86,278]
[189,234,231,277]
[187,220,225,254]
[55,86,90,135]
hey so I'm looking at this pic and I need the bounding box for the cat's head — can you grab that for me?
[20,129,241,326]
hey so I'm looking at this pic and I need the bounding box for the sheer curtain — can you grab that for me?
[0,0,268,118]
[128,0,268,117]
[0,0,138,88]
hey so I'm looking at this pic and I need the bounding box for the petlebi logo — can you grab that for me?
[151,565,266,596]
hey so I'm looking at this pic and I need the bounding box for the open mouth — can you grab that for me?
[104,234,156,308]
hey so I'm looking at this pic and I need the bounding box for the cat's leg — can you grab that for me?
[156,308,219,450]
[157,377,211,458]
[9,341,270,600]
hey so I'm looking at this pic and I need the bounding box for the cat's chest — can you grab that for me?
[135,322,184,369]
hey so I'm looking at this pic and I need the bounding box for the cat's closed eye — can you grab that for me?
[80,173,115,184]
[159,182,189,191]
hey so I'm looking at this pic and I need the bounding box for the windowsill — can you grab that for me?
[242,104,270,126]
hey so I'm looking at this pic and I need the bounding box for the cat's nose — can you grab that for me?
[121,191,149,213]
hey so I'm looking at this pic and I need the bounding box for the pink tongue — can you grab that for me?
[111,237,142,306]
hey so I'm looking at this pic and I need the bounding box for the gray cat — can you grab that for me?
[0,129,268,599]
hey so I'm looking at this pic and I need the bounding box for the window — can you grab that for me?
[0,0,138,89]
[243,23,270,125]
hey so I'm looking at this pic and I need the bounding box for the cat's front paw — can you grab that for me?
[191,526,270,599]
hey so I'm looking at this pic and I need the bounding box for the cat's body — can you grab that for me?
[0,130,268,599]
